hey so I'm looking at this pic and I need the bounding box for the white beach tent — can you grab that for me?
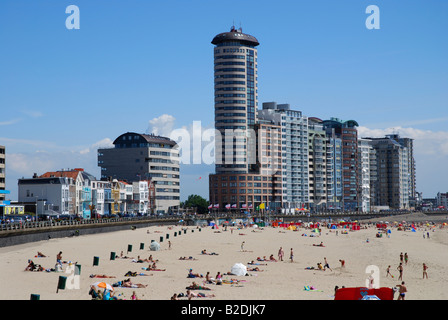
[150,241,161,251]
[231,263,247,276]
[361,295,380,300]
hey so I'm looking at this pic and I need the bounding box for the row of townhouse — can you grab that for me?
[17,168,156,218]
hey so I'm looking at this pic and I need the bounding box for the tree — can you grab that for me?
[184,194,209,214]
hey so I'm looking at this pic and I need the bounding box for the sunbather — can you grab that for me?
[113,278,147,288]
[186,281,211,290]
[187,269,202,278]
[248,260,267,266]
[187,289,215,299]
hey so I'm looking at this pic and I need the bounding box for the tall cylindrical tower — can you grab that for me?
[212,26,259,174]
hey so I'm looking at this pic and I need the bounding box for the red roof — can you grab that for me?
[40,170,82,180]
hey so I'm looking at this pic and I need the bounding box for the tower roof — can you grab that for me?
[212,26,259,46]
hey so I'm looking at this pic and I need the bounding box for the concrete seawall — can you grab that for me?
[0,219,178,248]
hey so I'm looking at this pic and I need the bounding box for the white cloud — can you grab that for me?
[358,125,448,196]
[21,109,44,118]
[3,138,114,200]
[358,126,448,156]
[0,119,22,126]
[365,117,448,130]
[147,114,176,137]
[79,138,114,154]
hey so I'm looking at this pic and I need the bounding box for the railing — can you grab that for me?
[1,210,446,233]
[0,215,183,233]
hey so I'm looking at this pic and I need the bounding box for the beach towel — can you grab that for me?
[303,286,323,292]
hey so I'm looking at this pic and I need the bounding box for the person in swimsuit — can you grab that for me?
[397,263,403,280]
[396,281,407,300]
[278,247,284,261]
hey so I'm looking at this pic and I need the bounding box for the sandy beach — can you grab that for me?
[1,213,447,300]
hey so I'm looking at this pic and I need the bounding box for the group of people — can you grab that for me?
[277,247,294,262]
[24,250,66,273]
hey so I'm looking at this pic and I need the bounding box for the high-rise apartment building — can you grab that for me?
[358,138,373,212]
[364,134,414,210]
[325,128,343,210]
[0,145,5,202]
[209,27,287,211]
[258,102,309,210]
[308,117,331,211]
[212,26,259,174]
[97,132,180,213]
[322,118,360,211]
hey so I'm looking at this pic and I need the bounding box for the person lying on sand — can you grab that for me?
[113,278,147,288]
[179,256,197,260]
[118,251,134,259]
[186,281,211,290]
[89,274,116,278]
[133,256,150,263]
[144,262,166,271]
[248,260,267,266]
[35,252,46,257]
[124,271,152,277]
[313,242,325,247]
[304,266,315,270]
[187,290,215,299]
[201,249,219,255]
[248,267,263,271]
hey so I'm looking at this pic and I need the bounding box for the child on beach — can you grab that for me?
[423,263,429,279]
[386,265,394,278]
[324,257,332,271]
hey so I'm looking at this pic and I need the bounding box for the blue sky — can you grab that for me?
[1,0,447,201]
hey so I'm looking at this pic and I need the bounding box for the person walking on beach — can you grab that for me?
[56,251,63,266]
[399,252,403,263]
[324,257,332,271]
[278,247,284,261]
[289,248,294,263]
[397,263,403,281]
[404,253,408,265]
[423,263,429,279]
[386,265,394,278]
[396,282,407,300]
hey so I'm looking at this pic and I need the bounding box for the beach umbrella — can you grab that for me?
[231,263,247,276]
[150,241,161,251]
[361,295,380,300]
[91,282,114,291]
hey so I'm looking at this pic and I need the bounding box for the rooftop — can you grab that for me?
[212,26,259,46]
[112,132,177,147]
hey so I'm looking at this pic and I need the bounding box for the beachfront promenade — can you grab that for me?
[2,210,446,234]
